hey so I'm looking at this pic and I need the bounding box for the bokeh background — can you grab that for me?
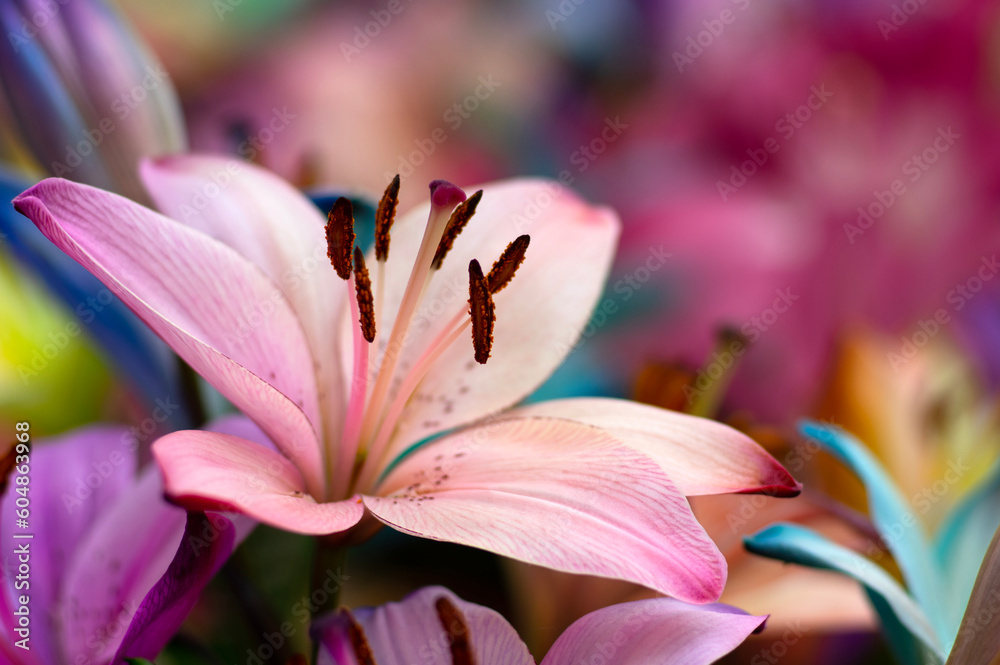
[4,0,1000,663]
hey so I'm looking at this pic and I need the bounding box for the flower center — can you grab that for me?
[324,177,529,500]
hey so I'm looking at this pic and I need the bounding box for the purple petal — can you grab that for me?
[1,425,136,664]
[57,468,186,664]
[112,512,236,662]
[313,586,533,665]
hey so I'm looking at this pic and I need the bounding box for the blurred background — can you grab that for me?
[4,0,1000,662]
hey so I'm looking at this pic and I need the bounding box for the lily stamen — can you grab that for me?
[325,197,355,280]
[354,235,531,490]
[373,175,400,334]
[358,181,467,451]
[431,189,483,270]
[468,259,494,365]
[353,247,376,344]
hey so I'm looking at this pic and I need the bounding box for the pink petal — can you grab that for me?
[58,465,186,665]
[510,398,801,497]
[946,525,1000,664]
[541,598,766,665]
[14,179,325,495]
[152,430,364,535]
[365,417,727,603]
[370,179,620,458]
[314,586,533,665]
[141,156,350,443]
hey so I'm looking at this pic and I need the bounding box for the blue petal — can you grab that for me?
[308,188,376,251]
[0,2,115,189]
[933,459,1000,639]
[1,169,190,426]
[799,421,950,644]
[745,523,945,663]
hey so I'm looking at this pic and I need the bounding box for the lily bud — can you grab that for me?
[0,0,185,201]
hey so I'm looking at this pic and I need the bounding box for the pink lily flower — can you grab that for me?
[314,585,766,665]
[13,155,799,604]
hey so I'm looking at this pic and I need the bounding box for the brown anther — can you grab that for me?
[487,235,530,294]
[374,174,400,261]
[341,609,378,665]
[326,197,356,280]
[432,190,483,270]
[435,597,475,665]
[353,247,377,343]
[468,259,495,364]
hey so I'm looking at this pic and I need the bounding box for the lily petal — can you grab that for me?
[745,523,945,664]
[366,417,726,603]
[0,169,188,427]
[945,524,1000,665]
[141,155,351,442]
[0,425,136,665]
[509,398,800,496]
[58,464,187,665]
[152,430,364,535]
[542,598,766,665]
[934,460,1000,638]
[376,179,619,457]
[800,421,949,643]
[113,512,234,663]
[14,178,326,495]
[313,586,533,665]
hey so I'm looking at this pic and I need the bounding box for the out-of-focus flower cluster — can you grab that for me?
[1,0,999,663]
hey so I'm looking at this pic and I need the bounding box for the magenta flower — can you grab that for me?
[314,585,766,665]
[0,416,261,664]
[14,155,799,603]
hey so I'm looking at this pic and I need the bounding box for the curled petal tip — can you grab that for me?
[429,180,467,209]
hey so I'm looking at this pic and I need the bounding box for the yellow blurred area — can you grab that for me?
[0,253,114,436]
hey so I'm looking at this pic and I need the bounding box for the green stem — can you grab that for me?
[177,357,207,427]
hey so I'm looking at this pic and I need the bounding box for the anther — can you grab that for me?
[468,260,495,364]
[340,609,378,665]
[353,247,377,343]
[435,597,475,665]
[326,197,356,280]
[487,235,530,294]
[432,190,483,270]
[374,175,400,261]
